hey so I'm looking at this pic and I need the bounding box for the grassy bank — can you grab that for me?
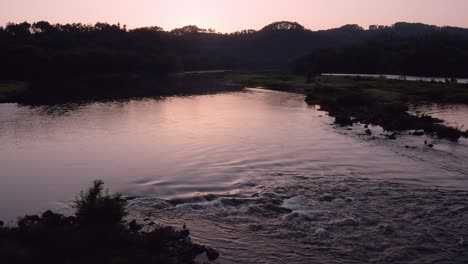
[0,73,244,105]
[227,73,468,141]
[227,74,468,103]
[0,180,219,264]
[0,81,29,103]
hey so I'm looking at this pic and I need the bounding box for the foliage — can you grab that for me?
[293,31,468,78]
[0,180,219,264]
[260,21,306,32]
[2,20,468,103]
[2,20,468,82]
[0,81,28,102]
[74,180,126,228]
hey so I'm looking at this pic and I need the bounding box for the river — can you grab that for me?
[1,88,468,263]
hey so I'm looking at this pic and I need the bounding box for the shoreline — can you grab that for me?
[226,73,468,141]
[0,73,244,105]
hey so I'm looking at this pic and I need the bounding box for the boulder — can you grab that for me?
[180,229,190,238]
[335,116,353,126]
[206,247,220,261]
[129,220,143,232]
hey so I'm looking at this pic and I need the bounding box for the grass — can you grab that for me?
[227,73,468,141]
[0,81,29,102]
[226,74,468,103]
[226,73,309,91]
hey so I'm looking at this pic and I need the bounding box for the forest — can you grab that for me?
[1,21,468,103]
[2,21,468,80]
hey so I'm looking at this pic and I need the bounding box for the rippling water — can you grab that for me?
[1,88,468,263]
[410,104,468,129]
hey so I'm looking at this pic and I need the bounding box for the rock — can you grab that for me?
[315,228,328,238]
[345,197,354,203]
[180,229,190,238]
[365,129,372,135]
[194,252,210,263]
[428,144,434,148]
[413,131,424,136]
[364,125,369,129]
[378,223,395,235]
[387,133,397,140]
[263,204,293,214]
[129,220,143,232]
[319,194,335,202]
[205,248,220,261]
[335,116,353,126]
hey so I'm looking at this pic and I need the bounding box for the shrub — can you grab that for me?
[74,180,126,228]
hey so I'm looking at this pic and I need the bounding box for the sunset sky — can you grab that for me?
[1,0,467,32]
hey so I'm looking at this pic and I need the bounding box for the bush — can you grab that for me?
[0,180,220,263]
[74,180,126,228]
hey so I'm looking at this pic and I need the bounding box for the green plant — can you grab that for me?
[74,180,126,228]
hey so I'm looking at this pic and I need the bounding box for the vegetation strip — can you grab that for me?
[227,74,468,141]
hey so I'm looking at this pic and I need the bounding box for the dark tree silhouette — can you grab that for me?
[1,20,468,84]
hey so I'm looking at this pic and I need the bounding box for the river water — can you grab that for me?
[323,73,468,84]
[1,88,468,263]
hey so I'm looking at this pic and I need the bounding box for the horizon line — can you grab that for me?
[2,20,466,33]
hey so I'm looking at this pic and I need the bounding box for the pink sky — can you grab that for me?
[1,0,467,32]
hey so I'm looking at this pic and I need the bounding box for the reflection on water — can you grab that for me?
[1,89,468,263]
[324,73,468,84]
[410,104,468,129]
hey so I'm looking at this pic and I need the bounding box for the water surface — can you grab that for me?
[324,73,468,84]
[1,88,468,263]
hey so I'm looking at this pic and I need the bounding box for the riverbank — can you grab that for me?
[0,73,244,105]
[0,81,29,103]
[0,180,219,264]
[227,73,468,141]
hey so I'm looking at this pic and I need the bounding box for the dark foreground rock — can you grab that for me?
[0,211,218,264]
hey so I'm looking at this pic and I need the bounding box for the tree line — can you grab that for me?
[294,28,468,78]
[1,21,468,81]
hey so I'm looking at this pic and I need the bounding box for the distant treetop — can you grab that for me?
[170,25,216,36]
[261,21,306,32]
